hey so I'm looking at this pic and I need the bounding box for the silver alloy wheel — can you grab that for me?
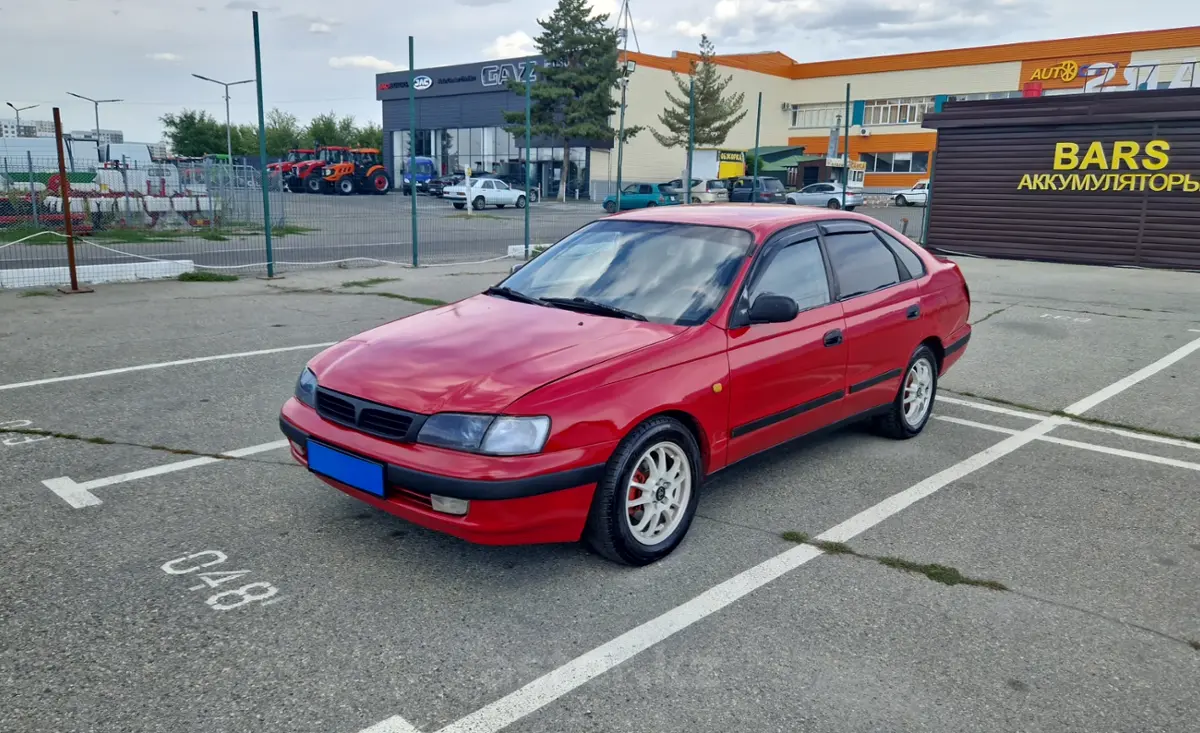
[624,441,692,546]
[902,357,935,428]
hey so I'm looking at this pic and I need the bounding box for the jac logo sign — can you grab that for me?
[413,75,433,91]
[481,61,537,87]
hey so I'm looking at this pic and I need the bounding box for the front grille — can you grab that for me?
[315,387,423,442]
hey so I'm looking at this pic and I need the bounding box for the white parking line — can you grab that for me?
[936,395,1044,421]
[935,416,1200,471]
[0,343,335,392]
[42,440,288,508]
[358,335,1200,733]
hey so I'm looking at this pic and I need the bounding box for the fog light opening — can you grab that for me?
[430,495,470,516]
[290,439,306,457]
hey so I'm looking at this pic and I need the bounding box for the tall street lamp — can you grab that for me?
[66,93,122,159]
[191,74,255,165]
[6,102,38,137]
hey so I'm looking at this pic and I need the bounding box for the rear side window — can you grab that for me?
[824,232,901,298]
[761,178,784,191]
[875,230,926,279]
[640,185,653,194]
[748,238,831,311]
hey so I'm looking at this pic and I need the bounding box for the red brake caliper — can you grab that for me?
[629,470,648,518]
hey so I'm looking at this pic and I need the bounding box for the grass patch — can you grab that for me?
[342,277,401,288]
[370,292,446,306]
[780,531,810,544]
[178,271,238,282]
[18,290,53,297]
[877,556,1009,591]
[0,427,217,458]
[198,231,229,241]
[445,213,507,220]
[811,540,856,555]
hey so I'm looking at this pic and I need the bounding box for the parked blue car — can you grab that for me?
[602,182,681,212]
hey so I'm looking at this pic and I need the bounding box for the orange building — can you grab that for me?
[608,27,1200,192]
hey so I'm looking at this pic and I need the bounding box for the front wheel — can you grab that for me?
[583,416,702,565]
[305,176,321,194]
[691,196,701,204]
[873,345,939,439]
[337,178,355,195]
[603,201,616,213]
[515,195,526,209]
[472,196,486,211]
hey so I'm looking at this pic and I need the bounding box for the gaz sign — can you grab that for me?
[481,61,537,87]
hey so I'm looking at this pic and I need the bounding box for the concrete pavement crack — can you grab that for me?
[0,427,297,468]
[970,303,1016,325]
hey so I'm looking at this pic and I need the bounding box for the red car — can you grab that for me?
[279,206,971,565]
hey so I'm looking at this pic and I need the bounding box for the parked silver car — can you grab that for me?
[785,182,864,211]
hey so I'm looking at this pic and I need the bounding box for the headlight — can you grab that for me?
[295,368,318,407]
[417,414,551,455]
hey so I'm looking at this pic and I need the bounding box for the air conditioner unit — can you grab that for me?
[858,128,871,137]
[780,102,792,112]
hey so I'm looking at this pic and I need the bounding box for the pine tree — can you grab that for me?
[652,35,748,149]
[503,0,635,201]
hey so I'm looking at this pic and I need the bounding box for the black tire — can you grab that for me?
[603,201,616,213]
[826,199,841,209]
[530,190,539,203]
[691,196,701,204]
[645,201,657,207]
[472,196,486,211]
[583,416,703,566]
[452,202,465,210]
[785,198,796,205]
[895,195,908,207]
[371,172,391,195]
[873,344,939,440]
[515,195,526,209]
[337,178,355,195]
[305,176,321,194]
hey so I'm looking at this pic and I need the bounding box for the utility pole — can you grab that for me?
[6,102,38,137]
[614,0,635,213]
[191,74,255,164]
[66,93,122,160]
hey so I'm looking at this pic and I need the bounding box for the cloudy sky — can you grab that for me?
[3,0,1197,142]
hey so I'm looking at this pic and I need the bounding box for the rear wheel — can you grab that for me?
[603,201,617,213]
[452,202,465,210]
[873,345,938,439]
[645,201,657,207]
[583,416,702,566]
[371,172,391,195]
[515,195,526,209]
[845,205,856,212]
[472,196,486,210]
[691,196,701,204]
[826,199,841,209]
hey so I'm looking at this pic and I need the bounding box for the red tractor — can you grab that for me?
[321,148,391,195]
[286,146,350,193]
[268,148,316,177]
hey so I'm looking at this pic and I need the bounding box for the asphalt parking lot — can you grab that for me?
[1,255,1196,733]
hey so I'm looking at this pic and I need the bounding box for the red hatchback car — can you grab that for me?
[279,206,971,565]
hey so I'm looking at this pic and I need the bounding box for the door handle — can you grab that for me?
[906,304,921,320]
[823,329,843,347]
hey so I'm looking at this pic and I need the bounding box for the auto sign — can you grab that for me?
[413,75,433,91]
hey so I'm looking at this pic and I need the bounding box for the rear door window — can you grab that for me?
[823,231,902,298]
[874,229,926,279]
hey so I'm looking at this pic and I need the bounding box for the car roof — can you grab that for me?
[606,203,875,239]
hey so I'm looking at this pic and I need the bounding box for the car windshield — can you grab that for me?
[500,220,754,326]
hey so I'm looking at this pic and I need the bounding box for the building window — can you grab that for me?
[789,103,844,129]
[861,151,930,174]
[862,97,936,127]
[949,90,1024,101]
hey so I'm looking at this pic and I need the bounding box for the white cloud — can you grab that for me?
[589,0,621,16]
[146,52,181,62]
[328,55,400,71]
[483,31,537,59]
[310,22,333,33]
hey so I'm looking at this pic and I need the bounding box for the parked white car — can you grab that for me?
[665,177,729,204]
[785,182,864,210]
[892,179,930,206]
[444,178,528,210]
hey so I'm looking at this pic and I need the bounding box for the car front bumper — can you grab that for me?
[279,398,611,545]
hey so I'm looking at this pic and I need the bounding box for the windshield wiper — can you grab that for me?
[542,296,648,321]
[484,286,547,307]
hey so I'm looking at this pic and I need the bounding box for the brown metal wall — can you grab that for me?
[923,90,1200,271]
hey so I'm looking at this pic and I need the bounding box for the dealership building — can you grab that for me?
[377,26,1200,196]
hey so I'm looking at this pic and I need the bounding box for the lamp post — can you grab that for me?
[65,93,122,159]
[614,59,635,213]
[191,74,255,164]
[6,102,38,137]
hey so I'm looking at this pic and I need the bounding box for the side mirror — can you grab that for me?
[510,261,526,274]
[748,294,799,324]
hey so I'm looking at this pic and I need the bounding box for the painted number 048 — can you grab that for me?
[160,551,279,611]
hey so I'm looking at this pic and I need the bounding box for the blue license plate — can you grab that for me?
[307,441,385,497]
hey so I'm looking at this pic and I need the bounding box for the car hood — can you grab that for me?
[311,294,683,414]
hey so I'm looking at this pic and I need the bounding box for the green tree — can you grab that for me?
[502,0,629,201]
[651,34,747,148]
[159,109,227,157]
[264,108,303,157]
[306,112,343,147]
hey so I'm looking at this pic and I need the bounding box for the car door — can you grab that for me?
[638,184,656,207]
[726,226,848,464]
[493,179,517,205]
[817,220,926,418]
